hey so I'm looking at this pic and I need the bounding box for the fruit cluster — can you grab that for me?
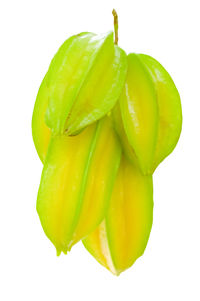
[32,11,182,275]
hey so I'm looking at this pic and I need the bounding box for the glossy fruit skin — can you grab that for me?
[119,53,182,174]
[83,155,153,275]
[39,31,127,135]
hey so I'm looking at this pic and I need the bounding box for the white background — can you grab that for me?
[0,0,199,300]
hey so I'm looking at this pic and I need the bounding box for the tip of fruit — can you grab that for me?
[56,249,61,256]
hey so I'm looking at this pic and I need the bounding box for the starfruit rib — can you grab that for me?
[70,117,121,248]
[45,33,83,81]
[83,220,117,275]
[63,32,114,132]
[137,54,182,171]
[105,158,153,274]
[65,45,127,135]
[119,53,159,175]
[66,120,104,249]
[83,156,153,275]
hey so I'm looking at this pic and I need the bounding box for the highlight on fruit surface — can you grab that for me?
[119,53,182,174]
[83,155,153,275]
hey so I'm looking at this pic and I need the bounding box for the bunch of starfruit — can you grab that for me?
[32,11,182,275]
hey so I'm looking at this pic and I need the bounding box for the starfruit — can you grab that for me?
[31,8,183,276]
[41,31,127,135]
[83,155,153,275]
[118,53,182,174]
[32,82,121,253]
[37,117,121,254]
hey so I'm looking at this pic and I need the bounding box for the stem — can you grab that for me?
[112,9,118,45]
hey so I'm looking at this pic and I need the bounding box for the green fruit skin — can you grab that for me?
[118,53,182,174]
[43,31,127,135]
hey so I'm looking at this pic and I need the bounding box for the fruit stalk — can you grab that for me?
[112,9,118,45]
